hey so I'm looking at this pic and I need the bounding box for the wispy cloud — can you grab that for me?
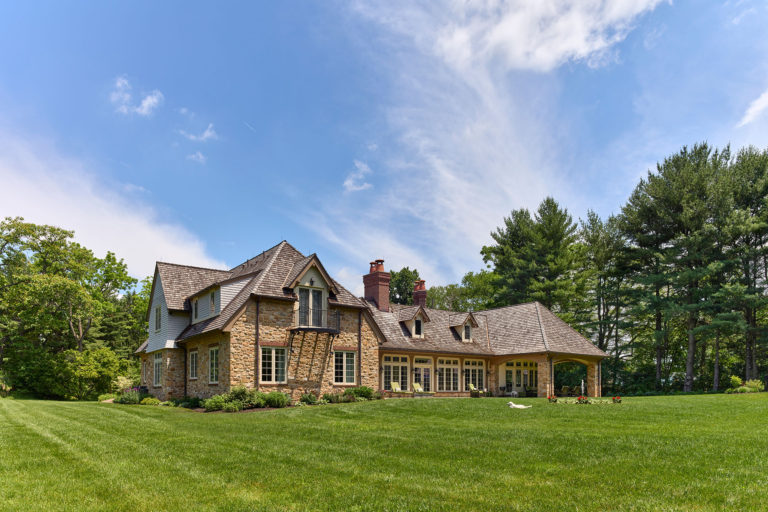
[110,76,164,117]
[343,160,373,192]
[0,130,226,279]
[737,87,768,127]
[317,1,663,288]
[186,151,207,164]
[180,123,218,142]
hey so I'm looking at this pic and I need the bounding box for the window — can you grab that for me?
[153,352,162,387]
[334,351,356,384]
[193,299,199,320]
[464,324,471,340]
[210,292,215,314]
[464,359,484,390]
[154,306,161,332]
[414,318,422,337]
[382,355,408,391]
[261,347,286,383]
[506,361,538,388]
[298,287,324,327]
[209,347,219,384]
[189,351,198,380]
[437,358,459,392]
[413,357,432,392]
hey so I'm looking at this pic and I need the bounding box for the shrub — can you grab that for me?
[203,394,228,412]
[114,376,135,393]
[300,393,318,405]
[730,375,743,389]
[372,391,383,400]
[265,391,289,408]
[0,370,10,398]
[114,389,142,404]
[229,386,249,402]
[745,379,764,392]
[222,401,243,412]
[57,348,121,400]
[245,390,267,409]
[140,397,161,406]
[177,397,203,409]
[98,393,117,402]
[344,386,374,400]
[159,401,175,407]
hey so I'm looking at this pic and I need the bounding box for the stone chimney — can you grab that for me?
[363,259,390,312]
[413,279,427,308]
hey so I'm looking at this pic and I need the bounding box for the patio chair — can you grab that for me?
[390,382,412,395]
[413,382,434,397]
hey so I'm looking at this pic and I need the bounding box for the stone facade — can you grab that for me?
[185,332,230,399]
[140,348,185,401]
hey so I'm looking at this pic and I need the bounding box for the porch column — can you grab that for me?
[587,361,601,397]
[536,355,550,398]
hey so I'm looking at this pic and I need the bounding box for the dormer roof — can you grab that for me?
[283,254,339,295]
[449,312,479,329]
[396,305,431,323]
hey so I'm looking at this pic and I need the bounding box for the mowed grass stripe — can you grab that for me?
[2,395,768,511]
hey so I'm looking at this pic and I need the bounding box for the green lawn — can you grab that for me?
[2,395,767,511]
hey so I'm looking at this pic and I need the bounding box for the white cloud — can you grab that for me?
[180,123,218,142]
[315,0,663,286]
[186,151,207,164]
[736,87,768,127]
[343,160,373,192]
[109,76,164,117]
[0,131,226,279]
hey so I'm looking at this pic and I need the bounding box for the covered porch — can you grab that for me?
[490,353,603,397]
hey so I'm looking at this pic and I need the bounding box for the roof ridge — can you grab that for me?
[534,301,550,352]
[157,261,231,273]
[251,241,286,292]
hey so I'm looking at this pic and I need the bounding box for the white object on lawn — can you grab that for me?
[507,401,531,409]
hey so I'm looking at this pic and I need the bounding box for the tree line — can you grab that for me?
[0,218,150,399]
[393,143,768,394]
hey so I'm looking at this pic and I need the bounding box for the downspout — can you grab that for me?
[255,299,260,389]
[183,347,187,398]
[357,310,362,386]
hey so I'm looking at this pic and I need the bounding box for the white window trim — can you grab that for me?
[296,286,326,327]
[153,352,162,387]
[413,356,433,392]
[382,355,409,391]
[464,358,485,391]
[260,347,287,384]
[189,351,198,380]
[412,316,424,338]
[209,347,219,384]
[334,351,357,385]
[436,358,460,392]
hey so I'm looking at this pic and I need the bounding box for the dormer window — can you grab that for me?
[154,305,161,332]
[464,324,471,341]
[298,287,324,327]
[414,318,422,336]
[193,299,199,320]
[210,292,215,314]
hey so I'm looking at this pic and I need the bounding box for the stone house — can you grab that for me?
[136,241,606,401]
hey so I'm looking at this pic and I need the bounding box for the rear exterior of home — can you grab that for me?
[136,241,607,401]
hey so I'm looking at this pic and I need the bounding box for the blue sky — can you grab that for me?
[1,1,768,295]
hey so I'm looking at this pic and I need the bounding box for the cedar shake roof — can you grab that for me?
[367,301,607,359]
[134,339,148,354]
[156,241,365,343]
[155,262,231,311]
[396,305,430,323]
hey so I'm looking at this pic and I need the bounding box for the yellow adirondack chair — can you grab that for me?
[413,382,424,393]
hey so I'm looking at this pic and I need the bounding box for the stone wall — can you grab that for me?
[185,333,230,399]
[141,348,185,401]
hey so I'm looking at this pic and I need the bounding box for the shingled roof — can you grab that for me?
[155,241,365,343]
[367,301,606,358]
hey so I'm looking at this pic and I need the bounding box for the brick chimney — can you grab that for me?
[413,279,427,308]
[363,259,390,312]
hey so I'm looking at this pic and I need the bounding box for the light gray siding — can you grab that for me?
[220,278,250,309]
[147,271,189,352]
[191,288,221,325]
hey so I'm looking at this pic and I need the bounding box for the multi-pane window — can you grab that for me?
[209,347,219,384]
[413,357,432,392]
[189,351,198,380]
[464,324,471,340]
[194,299,199,320]
[414,318,422,337]
[437,358,459,392]
[382,355,408,391]
[154,306,161,332]
[153,352,162,387]
[298,288,324,327]
[334,351,356,384]
[464,359,484,390]
[505,361,538,388]
[210,292,215,314]
[261,347,286,383]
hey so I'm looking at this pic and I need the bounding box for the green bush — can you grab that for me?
[245,390,267,409]
[730,375,743,389]
[265,391,289,408]
[0,370,10,398]
[222,401,243,413]
[114,389,143,404]
[178,397,203,409]
[300,393,318,405]
[140,397,161,406]
[203,394,228,412]
[97,393,117,402]
[323,392,354,403]
[372,391,383,400]
[343,386,374,400]
[228,386,249,402]
[745,379,764,392]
